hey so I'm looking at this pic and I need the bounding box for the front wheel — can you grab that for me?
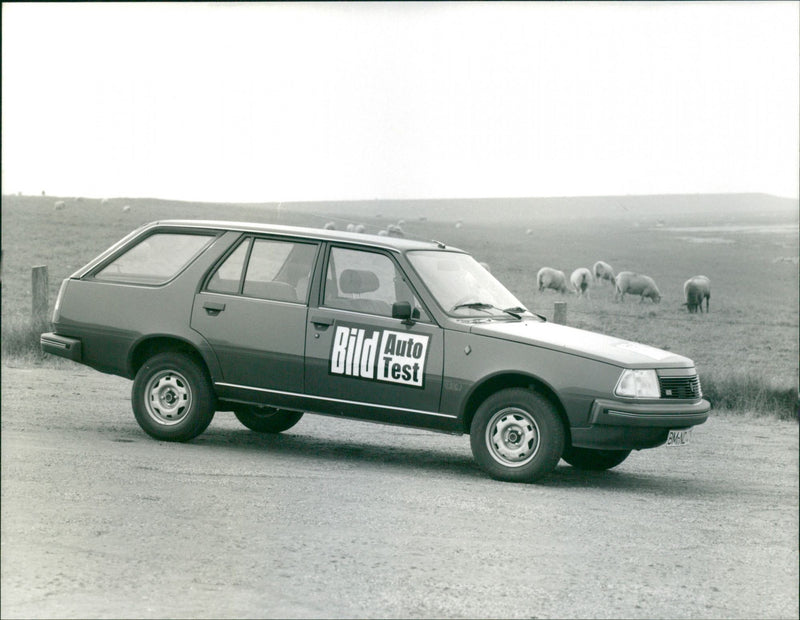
[561,446,631,470]
[233,406,303,433]
[470,388,565,483]
[132,352,215,442]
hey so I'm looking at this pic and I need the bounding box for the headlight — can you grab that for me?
[615,369,660,398]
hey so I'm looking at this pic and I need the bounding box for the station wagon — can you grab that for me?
[41,220,710,482]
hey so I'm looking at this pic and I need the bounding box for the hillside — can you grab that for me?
[26,192,795,228]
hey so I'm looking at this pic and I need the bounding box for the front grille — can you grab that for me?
[659,375,702,399]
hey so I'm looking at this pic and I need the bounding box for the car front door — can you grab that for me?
[304,245,450,430]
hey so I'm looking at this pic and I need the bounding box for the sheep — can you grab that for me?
[323,222,336,230]
[354,224,366,233]
[479,262,491,273]
[593,260,615,285]
[683,275,711,313]
[614,271,661,303]
[346,223,356,232]
[386,224,405,238]
[537,267,569,294]
[570,267,594,297]
[377,230,388,236]
[54,200,66,210]
[122,205,131,213]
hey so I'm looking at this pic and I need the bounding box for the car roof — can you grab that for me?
[147,219,465,253]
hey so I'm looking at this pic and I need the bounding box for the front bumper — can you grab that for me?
[590,398,711,427]
[570,397,711,450]
[40,332,82,362]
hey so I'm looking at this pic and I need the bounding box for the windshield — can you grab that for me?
[406,250,527,318]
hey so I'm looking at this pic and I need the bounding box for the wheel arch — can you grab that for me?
[460,372,571,444]
[127,335,217,381]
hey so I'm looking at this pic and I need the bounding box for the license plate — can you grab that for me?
[666,428,692,447]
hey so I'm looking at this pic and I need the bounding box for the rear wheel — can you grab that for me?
[233,406,303,433]
[470,388,565,483]
[561,446,631,470]
[132,352,215,441]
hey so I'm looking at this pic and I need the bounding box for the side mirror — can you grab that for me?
[392,301,415,324]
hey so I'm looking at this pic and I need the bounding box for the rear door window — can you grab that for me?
[94,232,216,285]
[205,237,318,303]
[206,241,249,294]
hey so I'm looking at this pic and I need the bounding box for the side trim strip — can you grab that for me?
[215,382,457,419]
[606,410,700,419]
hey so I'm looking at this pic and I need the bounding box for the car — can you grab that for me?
[41,219,711,482]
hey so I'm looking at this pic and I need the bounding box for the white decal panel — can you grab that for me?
[329,323,430,388]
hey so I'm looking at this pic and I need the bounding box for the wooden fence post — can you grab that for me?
[32,265,49,326]
[553,301,567,325]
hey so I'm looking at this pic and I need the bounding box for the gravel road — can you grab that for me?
[1,365,798,619]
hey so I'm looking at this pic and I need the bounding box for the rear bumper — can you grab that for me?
[570,397,711,450]
[40,332,82,362]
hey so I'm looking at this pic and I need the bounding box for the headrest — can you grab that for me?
[339,269,380,294]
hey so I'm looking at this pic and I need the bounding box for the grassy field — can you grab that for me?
[2,193,797,419]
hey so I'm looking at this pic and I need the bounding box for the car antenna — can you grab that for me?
[431,239,447,249]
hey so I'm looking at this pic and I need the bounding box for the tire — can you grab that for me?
[132,352,215,442]
[233,406,303,433]
[470,388,565,483]
[561,446,631,471]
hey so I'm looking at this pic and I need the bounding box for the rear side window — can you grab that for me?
[94,232,215,285]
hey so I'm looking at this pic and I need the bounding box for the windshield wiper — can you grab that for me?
[502,306,547,321]
[502,306,528,320]
[451,302,527,320]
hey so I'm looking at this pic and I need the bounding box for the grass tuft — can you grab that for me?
[702,372,798,422]
[1,314,50,361]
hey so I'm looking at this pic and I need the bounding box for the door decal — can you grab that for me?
[329,322,430,388]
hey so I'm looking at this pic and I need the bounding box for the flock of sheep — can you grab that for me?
[51,201,716,314]
[54,198,130,212]
[537,262,711,313]
[324,220,406,238]
[321,220,712,313]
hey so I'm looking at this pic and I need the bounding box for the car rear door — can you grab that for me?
[190,235,319,400]
[304,245,449,429]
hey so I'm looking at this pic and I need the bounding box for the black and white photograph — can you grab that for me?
[2,2,798,618]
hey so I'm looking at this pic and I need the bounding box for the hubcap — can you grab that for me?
[485,407,540,467]
[144,370,192,426]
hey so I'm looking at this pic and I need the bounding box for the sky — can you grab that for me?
[2,1,798,203]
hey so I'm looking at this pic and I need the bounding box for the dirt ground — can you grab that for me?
[1,364,798,619]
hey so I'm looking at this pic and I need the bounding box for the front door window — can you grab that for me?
[323,247,428,321]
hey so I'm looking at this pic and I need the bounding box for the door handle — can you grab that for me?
[203,301,226,316]
[311,316,333,329]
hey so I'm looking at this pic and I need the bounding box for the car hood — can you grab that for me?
[469,319,694,368]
